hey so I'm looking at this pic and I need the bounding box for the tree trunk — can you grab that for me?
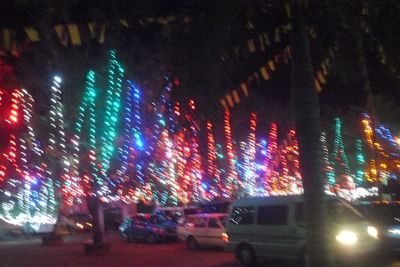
[291,1,336,267]
[87,195,103,245]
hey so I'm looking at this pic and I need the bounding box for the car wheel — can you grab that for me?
[122,233,130,243]
[186,236,199,250]
[237,244,257,266]
[147,233,157,244]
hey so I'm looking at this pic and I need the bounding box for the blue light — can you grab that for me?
[202,183,208,190]
[136,140,143,147]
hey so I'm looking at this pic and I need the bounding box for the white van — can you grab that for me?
[153,206,203,225]
[226,195,380,266]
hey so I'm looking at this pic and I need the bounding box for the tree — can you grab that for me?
[291,0,336,266]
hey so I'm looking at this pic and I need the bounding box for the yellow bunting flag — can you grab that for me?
[54,25,68,46]
[260,66,270,80]
[247,20,254,29]
[1,29,12,50]
[68,24,81,45]
[275,28,280,42]
[268,60,275,71]
[119,19,129,27]
[24,27,40,42]
[285,2,291,18]
[286,45,292,59]
[259,35,265,51]
[264,33,270,46]
[241,83,249,96]
[220,99,228,110]
[226,94,234,108]
[317,71,326,84]
[232,90,240,104]
[248,39,256,52]
[315,79,322,92]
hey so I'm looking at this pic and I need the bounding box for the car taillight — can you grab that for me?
[222,233,228,242]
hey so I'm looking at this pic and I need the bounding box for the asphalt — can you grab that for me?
[0,231,127,267]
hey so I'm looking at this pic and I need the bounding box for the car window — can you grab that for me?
[208,218,221,228]
[229,206,255,225]
[257,205,288,225]
[219,216,229,228]
[150,214,167,224]
[194,218,207,228]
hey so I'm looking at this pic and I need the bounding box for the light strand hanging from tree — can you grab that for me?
[243,113,257,195]
[332,118,352,189]
[100,50,124,181]
[321,132,335,187]
[263,123,277,192]
[362,114,376,182]
[355,139,366,186]
[223,110,238,198]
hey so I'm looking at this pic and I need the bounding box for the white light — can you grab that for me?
[336,231,358,244]
[368,226,378,238]
[54,76,62,83]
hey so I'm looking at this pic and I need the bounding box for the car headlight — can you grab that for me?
[367,226,378,238]
[336,231,358,244]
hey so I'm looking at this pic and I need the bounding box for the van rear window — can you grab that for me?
[229,207,255,225]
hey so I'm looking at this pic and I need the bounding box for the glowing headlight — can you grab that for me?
[368,226,378,238]
[336,231,358,244]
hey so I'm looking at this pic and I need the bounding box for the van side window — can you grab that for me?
[229,207,255,225]
[257,205,288,225]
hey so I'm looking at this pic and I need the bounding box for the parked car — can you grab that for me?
[226,195,380,266]
[153,206,204,225]
[57,212,93,233]
[353,200,400,251]
[119,213,178,244]
[178,213,229,250]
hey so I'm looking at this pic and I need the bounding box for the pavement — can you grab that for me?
[0,231,126,267]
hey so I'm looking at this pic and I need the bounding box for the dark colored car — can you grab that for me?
[119,213,178,244]
[353,201,400,251]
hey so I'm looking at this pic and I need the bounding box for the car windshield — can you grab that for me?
[328,199,366,224]
[355,203,400,225]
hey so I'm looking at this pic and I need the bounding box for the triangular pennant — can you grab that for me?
[220,99,229,110]
[315,79,322,92]
[119,19,129,27]
[226,94,234,108]
[317,71,326,84]
[260,66,270,80]
[68,24,81,45]
[285,3,291,18]
[232,90,240,104]
[24,27,40,42]
[241,83,249,96]
[264,33,270,46]
[248,39,256,52]
[268,60,275,71]
[259,35,265,51]
[54,25,68,46]
[275,28,280,42]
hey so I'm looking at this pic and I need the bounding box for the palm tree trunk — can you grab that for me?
[291,1,336,266]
